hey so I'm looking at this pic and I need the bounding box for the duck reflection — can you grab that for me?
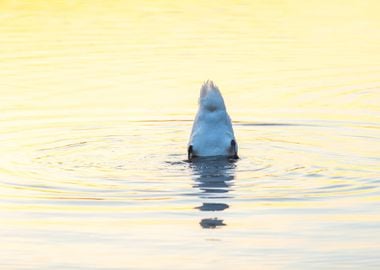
[190,157,236,229]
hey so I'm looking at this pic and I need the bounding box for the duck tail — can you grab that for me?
[199,80,226,111]
[200,80,219,97]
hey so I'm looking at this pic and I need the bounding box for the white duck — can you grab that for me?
[188,80,238,160]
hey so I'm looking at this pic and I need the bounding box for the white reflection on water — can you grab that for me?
[191,157,237,228]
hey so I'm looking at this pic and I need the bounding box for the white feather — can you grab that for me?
[189,80,237,157]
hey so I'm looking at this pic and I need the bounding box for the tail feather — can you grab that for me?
[199,80,226,111]
[200,80,218,97]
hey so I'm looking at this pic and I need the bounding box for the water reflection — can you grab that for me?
[190,157,236,229]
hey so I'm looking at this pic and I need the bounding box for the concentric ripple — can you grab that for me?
[1,117,378,207]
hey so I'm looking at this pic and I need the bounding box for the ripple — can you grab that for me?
[0,119,378,209]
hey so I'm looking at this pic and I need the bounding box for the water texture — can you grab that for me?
[1,1,379,269]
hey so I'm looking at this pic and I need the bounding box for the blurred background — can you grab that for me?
[1,0,379,122]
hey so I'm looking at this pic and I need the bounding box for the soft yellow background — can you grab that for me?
[1,0,379,122]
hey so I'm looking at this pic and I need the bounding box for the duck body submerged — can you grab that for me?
[188,81,238,160]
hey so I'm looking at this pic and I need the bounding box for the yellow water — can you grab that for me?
[1,1,380,269]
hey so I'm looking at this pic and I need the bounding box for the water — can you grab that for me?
[1,1,380,269]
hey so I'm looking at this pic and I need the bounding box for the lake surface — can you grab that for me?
[1,1,380,269]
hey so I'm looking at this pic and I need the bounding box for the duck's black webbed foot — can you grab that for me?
[187,145,193,161]
[231,139,239,159]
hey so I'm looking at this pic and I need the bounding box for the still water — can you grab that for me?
[1,1,380,269]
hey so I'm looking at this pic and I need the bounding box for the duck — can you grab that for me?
[188,80,238,160]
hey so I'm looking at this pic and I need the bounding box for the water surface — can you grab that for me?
[1,1,380,269]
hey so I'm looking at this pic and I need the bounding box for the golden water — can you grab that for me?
[1,1,380,269]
